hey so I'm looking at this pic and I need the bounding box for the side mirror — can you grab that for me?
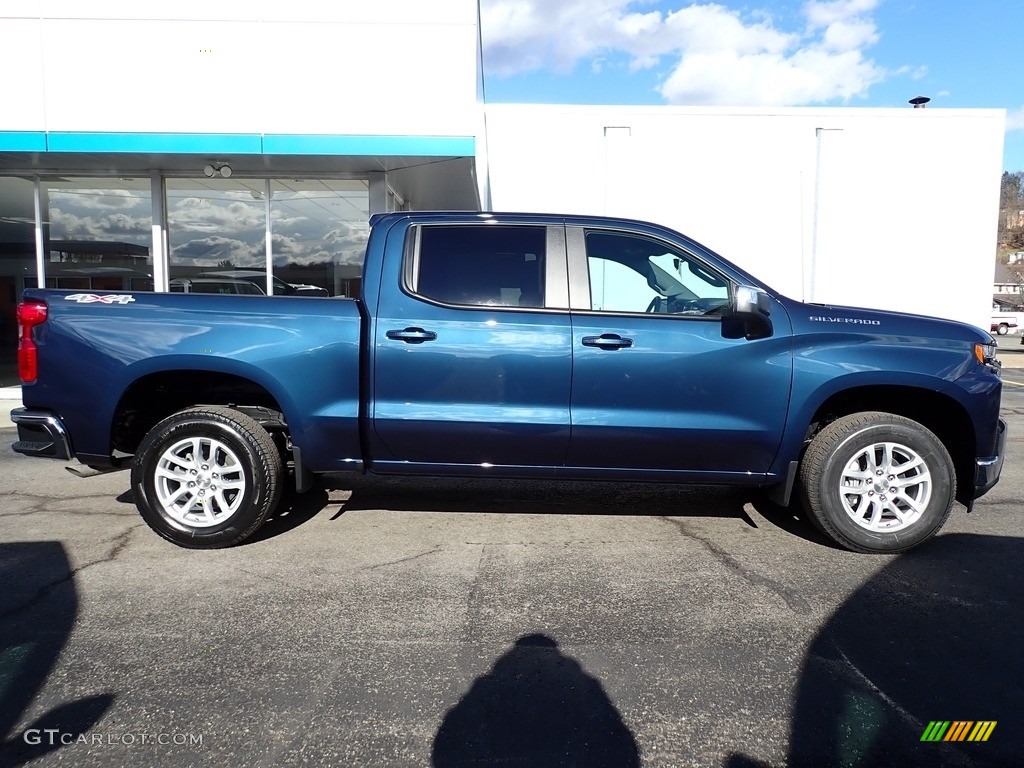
[733,285,770,316]
[726,285,773,340]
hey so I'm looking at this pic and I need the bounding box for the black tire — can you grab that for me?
[997,323,1009,335]
[131,406,283,548]
[799,412,955,554]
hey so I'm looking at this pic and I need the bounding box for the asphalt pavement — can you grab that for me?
[1,398,1022,767]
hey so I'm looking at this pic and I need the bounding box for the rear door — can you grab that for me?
[369,219,573,473]
[565,225,793,478]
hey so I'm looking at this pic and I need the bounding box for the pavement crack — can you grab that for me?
[809,644,976,768]
[462,546,489,643]
[364,544,443,571]
[0,509,43,517]
[659,517,812,615]
[3,490,129,503]
[0,524,141,620]
[832,644,920,728]
[0,507,132,518]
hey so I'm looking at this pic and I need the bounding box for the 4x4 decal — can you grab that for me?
[64,294,136,305]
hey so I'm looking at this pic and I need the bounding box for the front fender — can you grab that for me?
[769,333,979,476]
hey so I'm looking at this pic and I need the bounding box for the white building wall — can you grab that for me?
[484,105,1005,329]
[0,0,478,139]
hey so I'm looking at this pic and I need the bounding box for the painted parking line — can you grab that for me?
[1003,379,1024,387]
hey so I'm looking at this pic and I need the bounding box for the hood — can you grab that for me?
[790,300,992,343]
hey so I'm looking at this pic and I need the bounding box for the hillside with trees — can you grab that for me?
[1000,172,1024,251]
[997,171,1024,308]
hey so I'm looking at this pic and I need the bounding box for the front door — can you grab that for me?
[565,226,793,478]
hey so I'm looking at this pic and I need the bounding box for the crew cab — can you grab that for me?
[11,212,1006,554]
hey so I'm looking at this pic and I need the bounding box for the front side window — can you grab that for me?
[585,231,729,315]
[413,225,546,308]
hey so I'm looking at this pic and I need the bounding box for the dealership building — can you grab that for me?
[0,1,1006,356]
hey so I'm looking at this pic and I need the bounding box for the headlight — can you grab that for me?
[974,340,999,367]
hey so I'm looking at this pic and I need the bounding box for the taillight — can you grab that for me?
[17,300,47,383]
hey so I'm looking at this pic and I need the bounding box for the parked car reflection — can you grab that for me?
[169,277,265,295]
[197,270,329,296]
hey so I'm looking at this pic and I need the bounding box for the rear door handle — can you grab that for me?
[582,334,633,350]
[386,327,438,344]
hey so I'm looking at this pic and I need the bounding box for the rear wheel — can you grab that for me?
[799,412,955,554]
[131,406,283,548]
[997,323,1009,335]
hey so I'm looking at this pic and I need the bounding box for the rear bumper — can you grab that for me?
[11,408,73,460]
[973,417,1007,500]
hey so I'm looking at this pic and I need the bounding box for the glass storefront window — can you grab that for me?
[43,177,153,291]
[1,175,371,307]
[166,177,369,297]
[166,178,267,292]
[269,179,369,297]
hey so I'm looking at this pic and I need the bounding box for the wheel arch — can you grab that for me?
[802,385,975,505]
[111,368,290,458]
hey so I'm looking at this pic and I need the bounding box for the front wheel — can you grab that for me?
[131,406,283,548]
[799,412,955,554]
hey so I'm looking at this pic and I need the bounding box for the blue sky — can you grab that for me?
[479,0,1024,172]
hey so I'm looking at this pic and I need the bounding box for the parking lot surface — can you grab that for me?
[1,395,1022,767]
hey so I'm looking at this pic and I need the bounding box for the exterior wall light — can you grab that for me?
[203,163,233,178]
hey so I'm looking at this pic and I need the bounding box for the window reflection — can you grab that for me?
[166,178,267,286]
[43,177,153,292]
[269,179,369,297]
[166,177,368,297]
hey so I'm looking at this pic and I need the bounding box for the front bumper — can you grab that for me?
[973,417,1007,500]
[11,408,73,460]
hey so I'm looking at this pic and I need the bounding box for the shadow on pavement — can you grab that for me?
[243,484,331,545]
[746,496,840,550]
[432,633,639,768]
[321,474,837,549]
[726,533,1023,768]
[322,473,751,517]
[0,542,114,767]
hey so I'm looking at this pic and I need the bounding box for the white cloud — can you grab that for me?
[49,188,148,212]
[172,235,263,267]
[1007,107,1024,133]
[49,208,150,241]
[803,0,878,31]
[170,196,264,234]
[480,0,887,106]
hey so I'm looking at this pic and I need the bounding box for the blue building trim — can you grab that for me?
[262,134,475,156]
[0,132,47,151]
[46,132,264,154]
[0,131,475,157]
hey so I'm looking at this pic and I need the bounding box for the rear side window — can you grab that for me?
[413,225,546,308]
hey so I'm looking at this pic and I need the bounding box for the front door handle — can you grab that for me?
[386,327,438,344]
[582,333,633,350]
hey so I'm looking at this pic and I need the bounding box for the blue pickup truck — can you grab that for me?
[11,212,1006,554]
